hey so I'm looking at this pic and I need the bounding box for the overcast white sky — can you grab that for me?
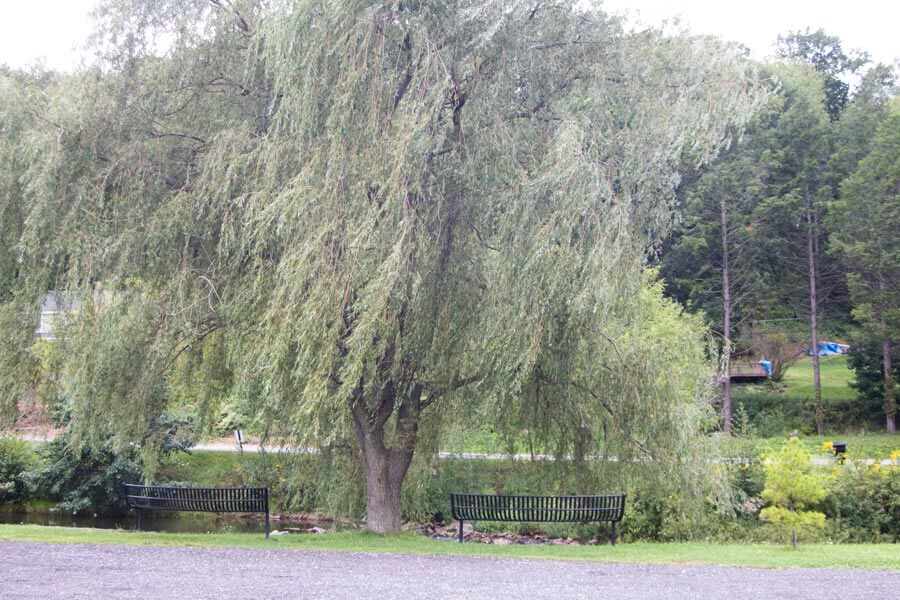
[1,1,897,72]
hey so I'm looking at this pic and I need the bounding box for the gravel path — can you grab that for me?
[1,541,897,599]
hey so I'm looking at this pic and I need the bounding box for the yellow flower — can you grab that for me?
[889,449,900,463]
[820,441,834,453]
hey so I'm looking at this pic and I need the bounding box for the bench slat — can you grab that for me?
[124,490,267,512]
[449,492,625,543]
[451,496,624,521]
[124,484,270,539]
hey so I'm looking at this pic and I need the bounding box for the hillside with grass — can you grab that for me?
[780,355,857,402]
[732,355,878,436]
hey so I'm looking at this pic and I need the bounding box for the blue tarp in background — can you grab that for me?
[807,341,847,356]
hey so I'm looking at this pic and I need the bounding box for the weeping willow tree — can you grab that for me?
[1,0,763,532]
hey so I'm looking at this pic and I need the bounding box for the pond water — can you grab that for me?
[0,510,317,535]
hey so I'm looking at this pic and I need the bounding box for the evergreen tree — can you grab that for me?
[829,106,900,434]
[760,437,827,547]
[752,64,834,434]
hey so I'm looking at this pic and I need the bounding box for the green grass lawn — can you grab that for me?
[439,425,528,455]
[0,524,897,570]
[743,433,899,460]
[780,355,856,402]
[730,354,896,438]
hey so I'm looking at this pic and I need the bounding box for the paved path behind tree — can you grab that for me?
[1,541,897,599]
[17,433,893,465]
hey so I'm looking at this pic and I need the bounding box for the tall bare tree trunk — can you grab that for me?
[883,340,896,435]
[720,196,733,434]
[806,193,824,435]
[877,276,896,435]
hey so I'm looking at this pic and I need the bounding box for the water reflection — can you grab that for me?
[0,511,314,535]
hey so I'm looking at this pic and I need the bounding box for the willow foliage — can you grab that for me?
[1,1,763,530]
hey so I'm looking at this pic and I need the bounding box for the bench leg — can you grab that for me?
[611,521,617,546]
[458,519,464,543]
[136,509,142,532]
[265,509,270,541]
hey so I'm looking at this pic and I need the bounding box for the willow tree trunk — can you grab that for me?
[720,195,733,435]
[349,378,421,533]
[806,192,824,435]
[359,436,414,533]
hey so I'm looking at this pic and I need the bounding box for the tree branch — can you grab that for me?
[209,0,253,37]
[418,373,482,409]
[384,32,414,129]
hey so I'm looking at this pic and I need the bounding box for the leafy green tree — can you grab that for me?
[661,37,894,435]
[1,0,762,531]
[0,69,56,421]
[759,437,827,547]
[31,414,191,515]
[776,28,868,121]
[828,106,900,434]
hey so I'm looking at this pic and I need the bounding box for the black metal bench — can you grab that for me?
[450,492,626,545]
[124,484,270,539]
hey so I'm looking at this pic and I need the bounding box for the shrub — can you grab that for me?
[759,438,827,546]
[750,330,806,383]
[0,437,41,505]
[31,433,144,516]
[731,389,817,437]
[823,461,899,542]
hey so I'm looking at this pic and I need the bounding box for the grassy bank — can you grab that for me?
[726,434,899,461]
[781,355,856,402]
[731,355,887,436]
[0,524,897,570]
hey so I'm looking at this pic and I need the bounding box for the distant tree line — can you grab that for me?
[659,29,898,434]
